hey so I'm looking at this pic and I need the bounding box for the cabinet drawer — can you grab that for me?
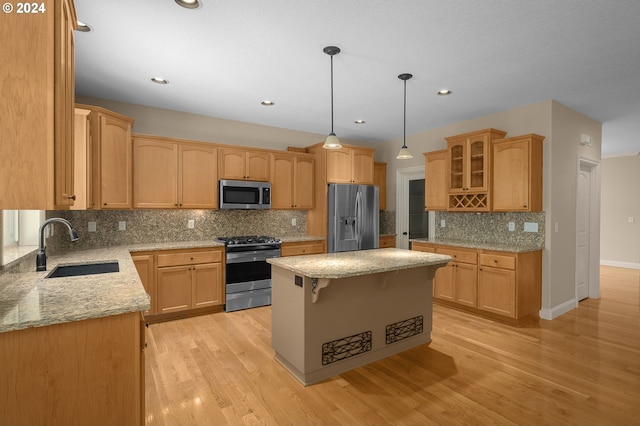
[157,249,222,267]
[281,241,325,257]
[411,242,436,253]
[437,248,477,264]
[480,253,515,270]
[379,235,396,248]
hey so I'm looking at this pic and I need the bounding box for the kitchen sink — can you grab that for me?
[45,261,119,278]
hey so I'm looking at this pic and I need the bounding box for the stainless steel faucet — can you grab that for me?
[36,218,79,271]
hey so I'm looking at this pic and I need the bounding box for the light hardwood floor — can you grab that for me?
[145,266,640,425]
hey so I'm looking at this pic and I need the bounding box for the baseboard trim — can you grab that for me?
[539,298,577,321]
[600,260,640,270]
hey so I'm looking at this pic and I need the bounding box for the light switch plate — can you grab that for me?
[187,219,195,229]
[524,222,538,232]
[118,221,126,231]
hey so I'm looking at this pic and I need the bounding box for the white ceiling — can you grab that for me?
[74,0,640,157]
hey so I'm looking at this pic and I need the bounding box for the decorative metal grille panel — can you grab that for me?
[322,331,372,365]
[385,316,423,344]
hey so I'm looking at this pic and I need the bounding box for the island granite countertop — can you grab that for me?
[410,238,543,253]
[267,247,451,279]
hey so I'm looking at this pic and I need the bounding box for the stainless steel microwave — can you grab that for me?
[219,180,271,209]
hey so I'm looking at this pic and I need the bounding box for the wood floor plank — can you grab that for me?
[145,266,640,425]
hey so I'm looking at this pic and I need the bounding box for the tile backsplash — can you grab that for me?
[435,211,545,247]
[45,209,307,255]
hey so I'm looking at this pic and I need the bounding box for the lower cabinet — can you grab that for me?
[412,241,541,326]
[0,312,145,426]
[132,247,225,321]
[281,240,325,256]
[379,235,396,248]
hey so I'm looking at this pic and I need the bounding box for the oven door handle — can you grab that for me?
[226,251,281,264]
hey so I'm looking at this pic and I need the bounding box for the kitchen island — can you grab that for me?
[267,248,450,386]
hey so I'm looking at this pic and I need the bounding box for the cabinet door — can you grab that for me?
[157,266,192,314]
[270,153,294,208]
[478,267,516,317]
[293,156,314,209]
[98,113,132,209]
[192,263,223,308]
[434,262,455,301]
[133,139,178,208]
[351,148,374,184]
[447,140,466,192]
[493,139,529,211]
[468,135,489,191]
[179,143,217,208]
[424,150,447,211]
[326,149,353,183]
[455,262,477,307]
[72,108,92,210]
[374,162,387,211]
[132,253,155,315]
[218,148,246,180]
[54,0,76,208]
[246,151,270,181]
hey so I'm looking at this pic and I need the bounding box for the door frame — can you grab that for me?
[396,166,434,249]
[575,156,601,301]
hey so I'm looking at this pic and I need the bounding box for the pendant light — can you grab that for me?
[396,73,414,159]
[322,46,342,149]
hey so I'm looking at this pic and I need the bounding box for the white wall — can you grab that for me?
[600,155,640,269]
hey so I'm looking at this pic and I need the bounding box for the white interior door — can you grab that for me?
[576,163,592,301]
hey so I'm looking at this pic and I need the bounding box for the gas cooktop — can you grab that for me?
[216,235,281,246]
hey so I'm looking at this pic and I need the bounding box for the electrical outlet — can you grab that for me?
[118,221,126,231]
[187,219,195,229]
[88,221,96,232]
[508,222,515,232]
[440,219,446,228]
[291,218,297,226]
[523,222,538,232]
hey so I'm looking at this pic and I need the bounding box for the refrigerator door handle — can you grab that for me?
[355,190,361,249]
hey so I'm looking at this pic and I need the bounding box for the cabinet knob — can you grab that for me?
[68,195,76,200]
[523,205,527,208]
[190,257,194,260]
[103,202,107,206]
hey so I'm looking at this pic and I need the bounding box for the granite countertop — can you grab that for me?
[410,238,543,253]
[267,247,451,279]
[0,240,228,334]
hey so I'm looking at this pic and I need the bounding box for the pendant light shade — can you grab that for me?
[396,73,414,159]
[322,46,342,149]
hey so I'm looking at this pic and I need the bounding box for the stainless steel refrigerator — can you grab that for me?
[328,184,379,252]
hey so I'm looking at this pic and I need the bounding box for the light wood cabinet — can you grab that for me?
[412,242,541,326]
[218,147,270,181]
[75,105,135,209]
[492,134,544,212]
[71,107,93,209]
[155,248,224,316]
[270,152,315,209]
[281,240,326,256]
[379,235,396,248]
[0,0,77,209]
[133,135,218,209]
[477,250,541,323]
[445,128,506,211]
[0,311,144,426]
[132,252,155,315]
[374,162,387,210]
[423,150,447,211]
[326,147,375,184]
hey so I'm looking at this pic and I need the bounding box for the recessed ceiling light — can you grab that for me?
[261,100,275,106]
[354,119,366,124]
[437,89,452,96]
[175,0,201,9]
[151,77,169,84]
[76,21,92,32]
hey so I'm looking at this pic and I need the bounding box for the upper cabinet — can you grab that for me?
[218,147,269,181]
[373,162,387,211]
[445,128,507,211]
[326,147,375,184]
[0,0,77,209]
[82,105,134,209]
[492,134,544,212]
[270,152,315,209]
[423,150,447,211]
[133,135,218,209]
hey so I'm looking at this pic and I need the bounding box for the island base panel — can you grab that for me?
[271,265,437,386]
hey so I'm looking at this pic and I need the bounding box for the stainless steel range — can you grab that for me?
[217,236,281,312]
